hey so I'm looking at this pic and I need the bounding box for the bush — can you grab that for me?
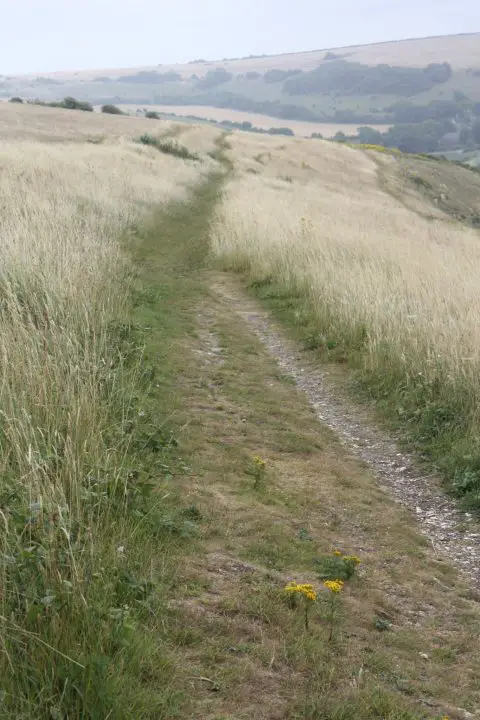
[136,134,200,160]
[267,127,294,136]
[9,96,23,103]
[145,111,160,119]
[118,70,181,84]
[196,68,233,90]
[62,96,93,111]
[29,97,94,112]
[264,68,302,84]
[101,104,124,114]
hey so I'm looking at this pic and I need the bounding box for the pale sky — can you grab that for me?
[0,0,479,74]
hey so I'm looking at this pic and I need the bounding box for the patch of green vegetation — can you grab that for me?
[30,96,94,111]
[136,133,201,160]
[101,103,124,114]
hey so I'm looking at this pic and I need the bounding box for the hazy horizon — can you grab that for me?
[1,0,479,75]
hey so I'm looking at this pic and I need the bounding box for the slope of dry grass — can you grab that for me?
[212,132,480,507]
[0,102,218,716]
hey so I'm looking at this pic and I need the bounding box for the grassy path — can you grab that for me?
[124,162,480,719]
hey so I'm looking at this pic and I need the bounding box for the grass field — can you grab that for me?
[212,132,480,509]
[3,101,480,718]
[0,102,216,716]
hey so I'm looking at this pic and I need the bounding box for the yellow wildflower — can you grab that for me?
[323,580,344,593]
[253,456,266,469]
[343,555,361,565]
[333,550,342,556]
[283,581,317,602]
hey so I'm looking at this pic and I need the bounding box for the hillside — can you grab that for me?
[2,100,480,718]
[2,33,480,151]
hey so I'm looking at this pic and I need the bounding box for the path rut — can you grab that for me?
[214,276,480,592]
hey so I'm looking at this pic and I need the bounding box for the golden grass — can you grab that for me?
[0,134,205,494]
[0,100,168,142]
[0,103,217,714]
[0,101,221,153]
[211,132,480,472]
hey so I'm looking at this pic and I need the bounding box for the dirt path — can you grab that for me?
[213,274,480,592]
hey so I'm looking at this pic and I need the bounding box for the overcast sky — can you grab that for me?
[0,0,478,74]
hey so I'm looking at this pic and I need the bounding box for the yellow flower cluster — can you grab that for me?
[253,456,266,469]
[284,581,317,602]
[323,580,344,594]
[352,143,402,155]
[343,555,361,565]
[333,550,342,556]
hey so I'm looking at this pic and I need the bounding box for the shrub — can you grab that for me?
[101,104,124,114]
[267,127,294,136]
[29,97,94,112]
[145,111,160,119]
[196,68,233,90]
[264,68,302,84]
[136,134,200,160]
[62,96,93,112]
[9,96,23,103]
[117,70,181,83]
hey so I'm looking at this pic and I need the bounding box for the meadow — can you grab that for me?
[0,102,214,716]
[3,101,480,719]
[212,132,480,506]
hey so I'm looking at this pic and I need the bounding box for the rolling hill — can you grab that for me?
[2,32,480,150]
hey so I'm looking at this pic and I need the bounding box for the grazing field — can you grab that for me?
[212,132,480,507]
[118,103,391,137]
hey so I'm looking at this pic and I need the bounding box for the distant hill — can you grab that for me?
[3,32,480,155]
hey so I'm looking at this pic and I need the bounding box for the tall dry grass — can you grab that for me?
[0,103,212,714]
[212,133,480,502]
[0,136,202,507]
